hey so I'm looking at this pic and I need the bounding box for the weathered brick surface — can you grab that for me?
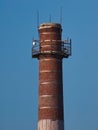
[39,108,64,120]
[39,59,62,70]
[39,72,62,82]
[39,96,63,107]
[39,85,63,95]
[39,33,61,41]
[38,23,64,121]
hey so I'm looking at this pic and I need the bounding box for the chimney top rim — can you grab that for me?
[39,23,61,29]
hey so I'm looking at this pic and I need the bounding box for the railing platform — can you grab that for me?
[32,39,72,58]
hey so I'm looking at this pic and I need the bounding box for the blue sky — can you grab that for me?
[0,0,98,130]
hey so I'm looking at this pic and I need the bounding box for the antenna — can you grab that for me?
[49,14,51,23]
[60,6,62,25]
[70,38,72,56]
[37,11,39,28]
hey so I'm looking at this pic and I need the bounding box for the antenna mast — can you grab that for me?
[49,14,51,23]
[37,11,39,28]
[60,6,62,25]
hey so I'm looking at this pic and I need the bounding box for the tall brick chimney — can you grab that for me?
[32,23,71,130]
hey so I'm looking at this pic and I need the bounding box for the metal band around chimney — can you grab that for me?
[40,70,61,73]
[39,32,60,34]
[39,95,62,98]
[40,81,62,85]
[40,40,62,43]
[40,58,62,62]
[39,106,63,109]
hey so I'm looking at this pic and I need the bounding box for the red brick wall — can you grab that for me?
[38,23,64,121]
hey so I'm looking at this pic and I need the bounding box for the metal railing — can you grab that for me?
[32,39,71,58]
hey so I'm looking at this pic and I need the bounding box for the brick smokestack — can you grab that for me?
[32,23,71,130]
[38,23,64,130]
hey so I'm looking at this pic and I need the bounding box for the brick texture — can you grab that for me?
[38,23,64,121]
